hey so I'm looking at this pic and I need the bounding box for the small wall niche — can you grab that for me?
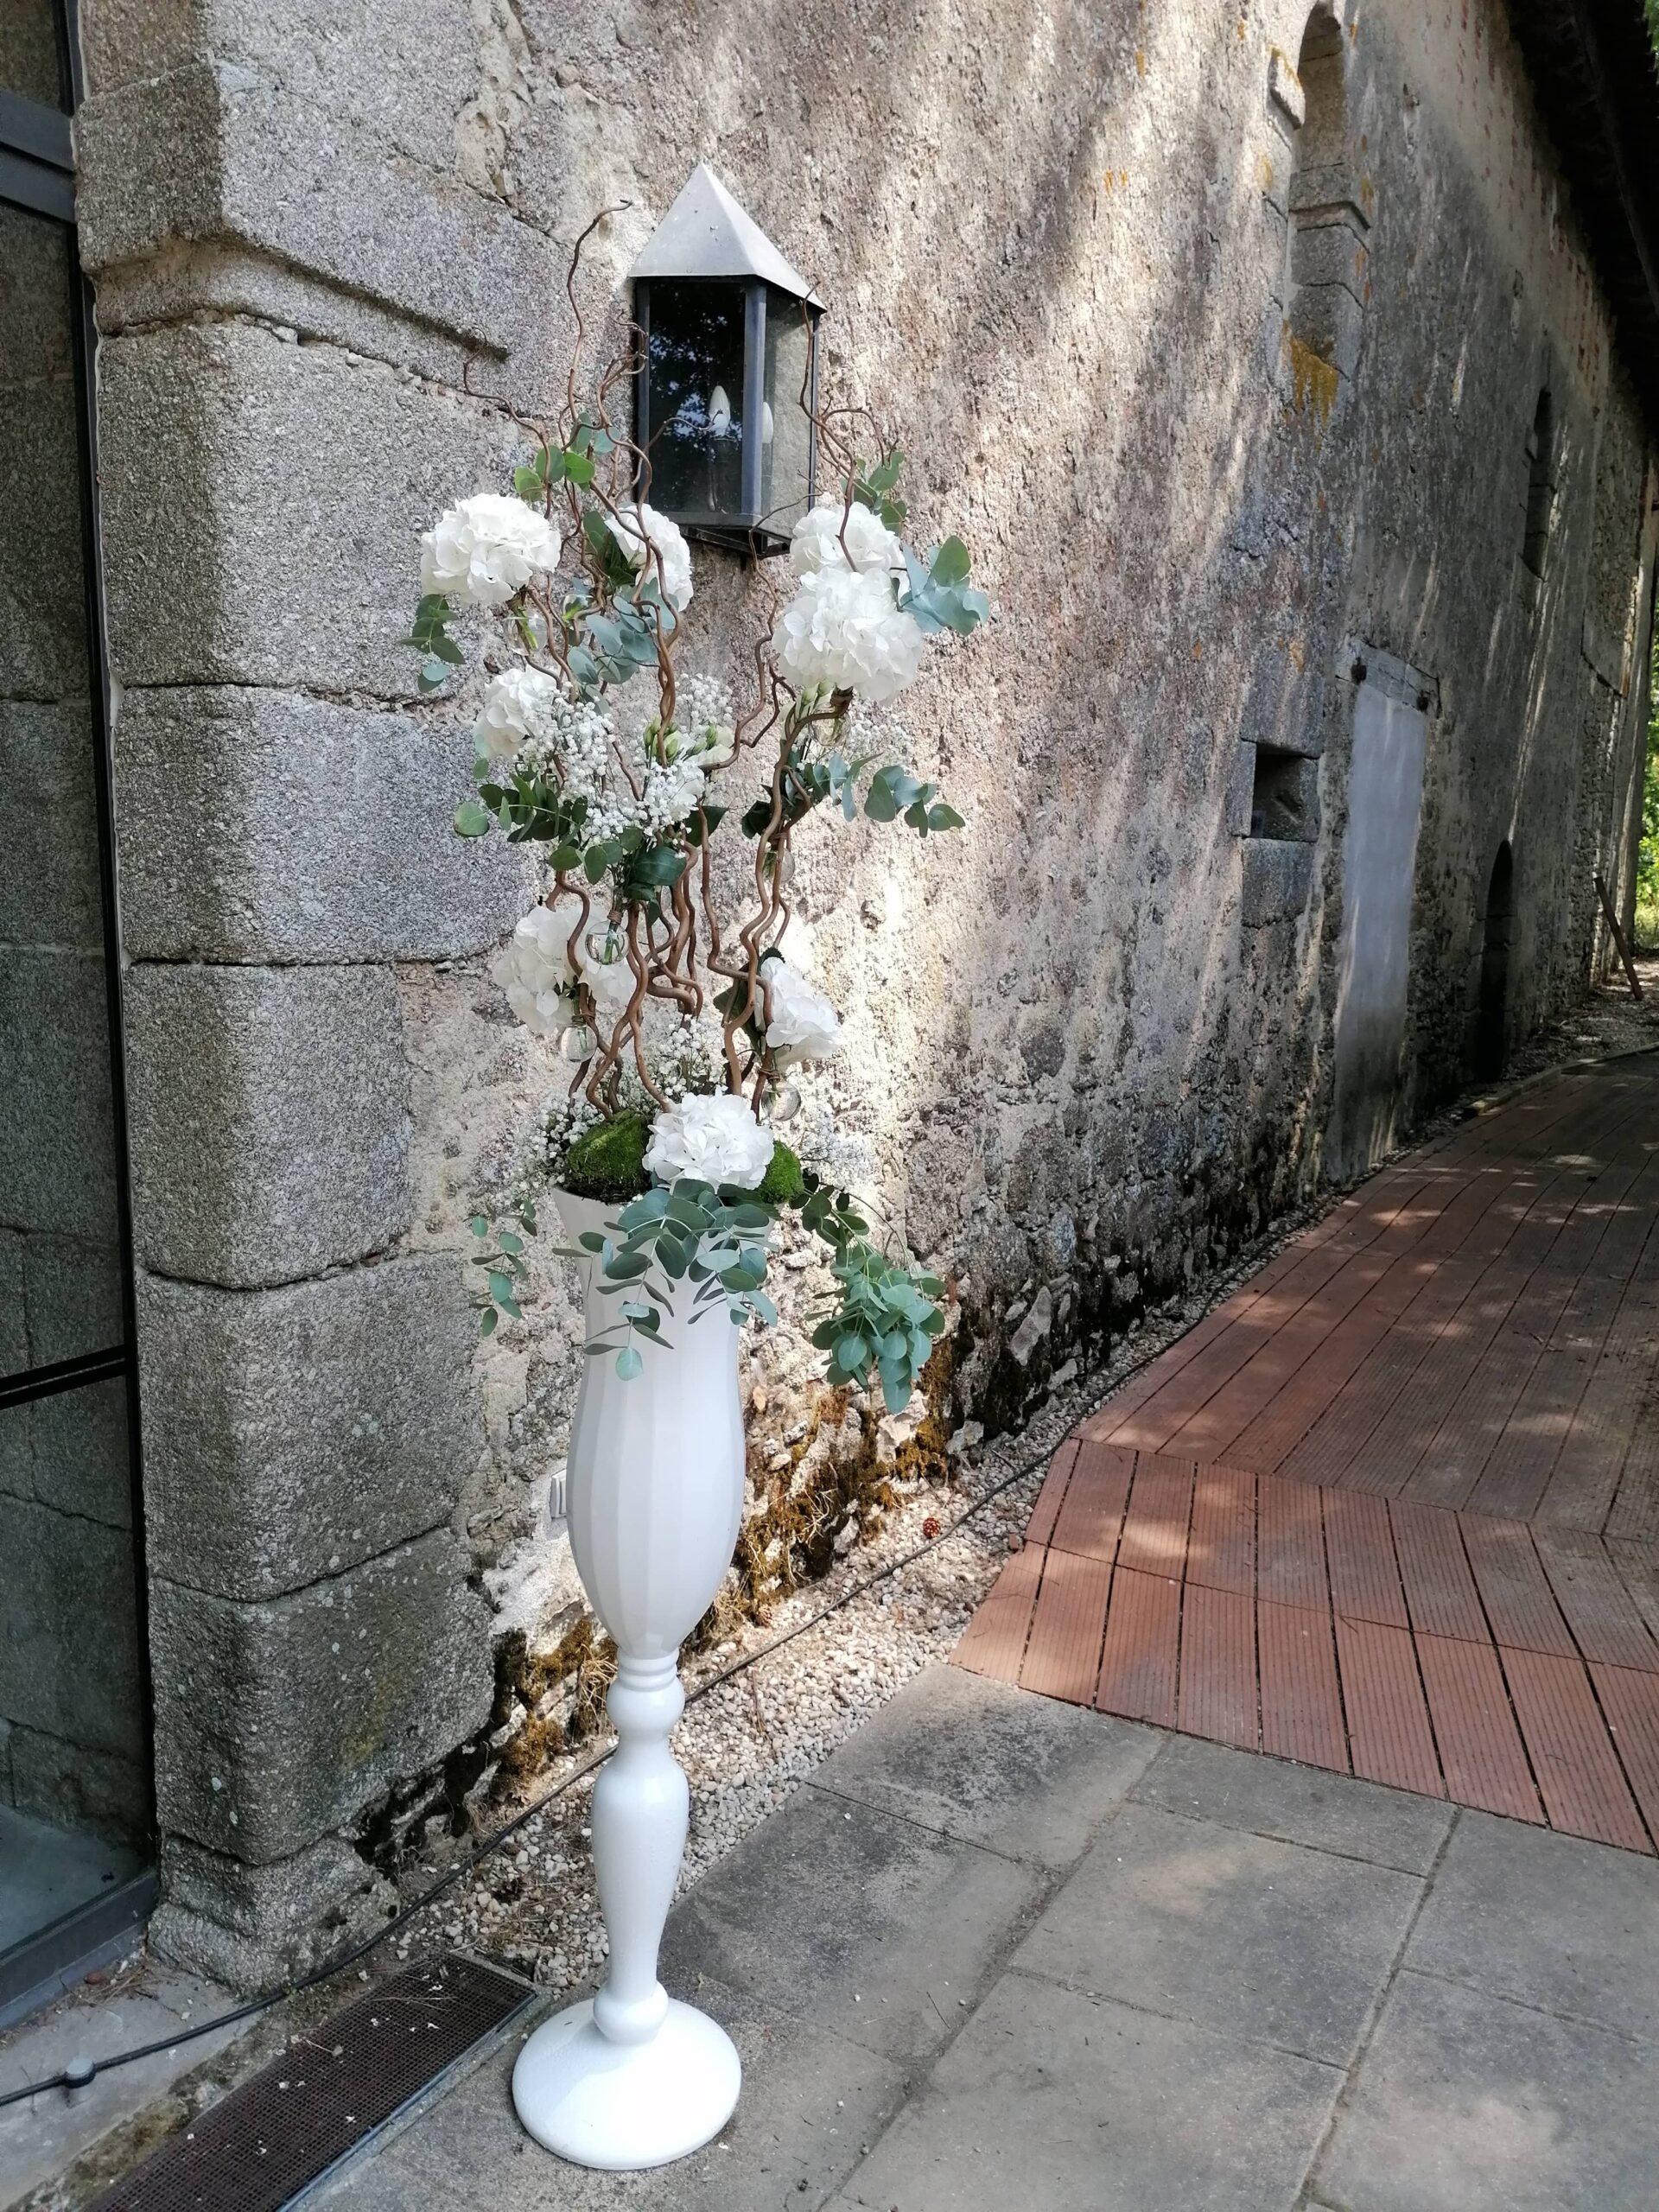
[1475,840,1515,1080]
[1250,744,1318,840]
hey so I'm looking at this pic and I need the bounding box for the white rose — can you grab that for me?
[421,493,563,608]
[774,564,925,703]
[610,502,694,611]
[789,499,906,582]
[644,1090,775,1190]
[474,664,560,760]
[493,899,647,1036]
[491,906,575,1035]
[692,721,737,768]
[761,957,841,1065]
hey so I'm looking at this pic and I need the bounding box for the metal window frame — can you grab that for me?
[0,0,159,1999]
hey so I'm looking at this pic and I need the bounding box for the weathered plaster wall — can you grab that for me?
[73,0,1656,1979]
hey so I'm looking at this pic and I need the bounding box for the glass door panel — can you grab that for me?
[1,41,152,2012]
[0,0,67,106]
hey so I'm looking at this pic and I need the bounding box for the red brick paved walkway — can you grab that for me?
[955,1054,1659,1852]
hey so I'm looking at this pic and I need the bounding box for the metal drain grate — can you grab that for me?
[91,1952,537,2212]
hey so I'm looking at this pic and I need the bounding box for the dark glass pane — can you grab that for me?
[0,156,149,1974]
[762,299,814,538]
[0,0,66,107]
[0,204,124,1370]
[642,280,746,518]
[1,1386,149,1850]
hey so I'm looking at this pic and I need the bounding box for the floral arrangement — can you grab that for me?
[410,232,985,1412]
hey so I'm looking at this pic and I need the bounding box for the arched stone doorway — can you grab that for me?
[1476,842,1515,1082]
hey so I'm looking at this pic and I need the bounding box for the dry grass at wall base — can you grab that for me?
[487,1345,961,1800]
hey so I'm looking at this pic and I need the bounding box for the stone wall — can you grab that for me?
[73,0,1656,1979]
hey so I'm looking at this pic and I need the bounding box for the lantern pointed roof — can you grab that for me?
[628,164,822,307]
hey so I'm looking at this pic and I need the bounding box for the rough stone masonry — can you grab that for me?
[65,0,1657,1980]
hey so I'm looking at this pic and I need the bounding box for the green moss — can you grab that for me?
[756,1141,804,1205]
[563,1113,651,1201]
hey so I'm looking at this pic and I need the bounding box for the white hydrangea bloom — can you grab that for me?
[421,493,562,607]
[774,565,925,703]
[789,499,906,581]
[610,502,694,611]
[491,906,575,1036]
[761,958,841,1065]
[645,1090,775,1190]
[474,664,561,760]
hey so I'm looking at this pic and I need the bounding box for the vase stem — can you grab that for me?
[512,1193,741,2168]
[590,1651,687,2046]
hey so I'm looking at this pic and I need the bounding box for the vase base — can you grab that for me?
[511,1996,741,2170]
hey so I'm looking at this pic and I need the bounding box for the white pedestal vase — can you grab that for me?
[512,1190,745,2170]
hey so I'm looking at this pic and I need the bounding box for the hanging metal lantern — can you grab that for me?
[628,165,822,556]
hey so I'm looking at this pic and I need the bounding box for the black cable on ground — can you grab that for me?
[0,1385,1103,2116]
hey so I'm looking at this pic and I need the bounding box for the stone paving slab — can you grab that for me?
[842,1971,1342,2212]
[1400,1810,1659,2043]
[659,1780,1046,2065]
[308,1663,1659,2212]
[1129,1726,1455,1872]
[1013,1800,1424,2069]
[804,1660,1160,1869]
[1311,1967,1659,2212]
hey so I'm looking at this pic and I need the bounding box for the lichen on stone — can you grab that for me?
[1287,333,1340,425]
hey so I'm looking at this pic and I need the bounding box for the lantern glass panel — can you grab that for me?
[761,296,814,537]
[641,279,746,519]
